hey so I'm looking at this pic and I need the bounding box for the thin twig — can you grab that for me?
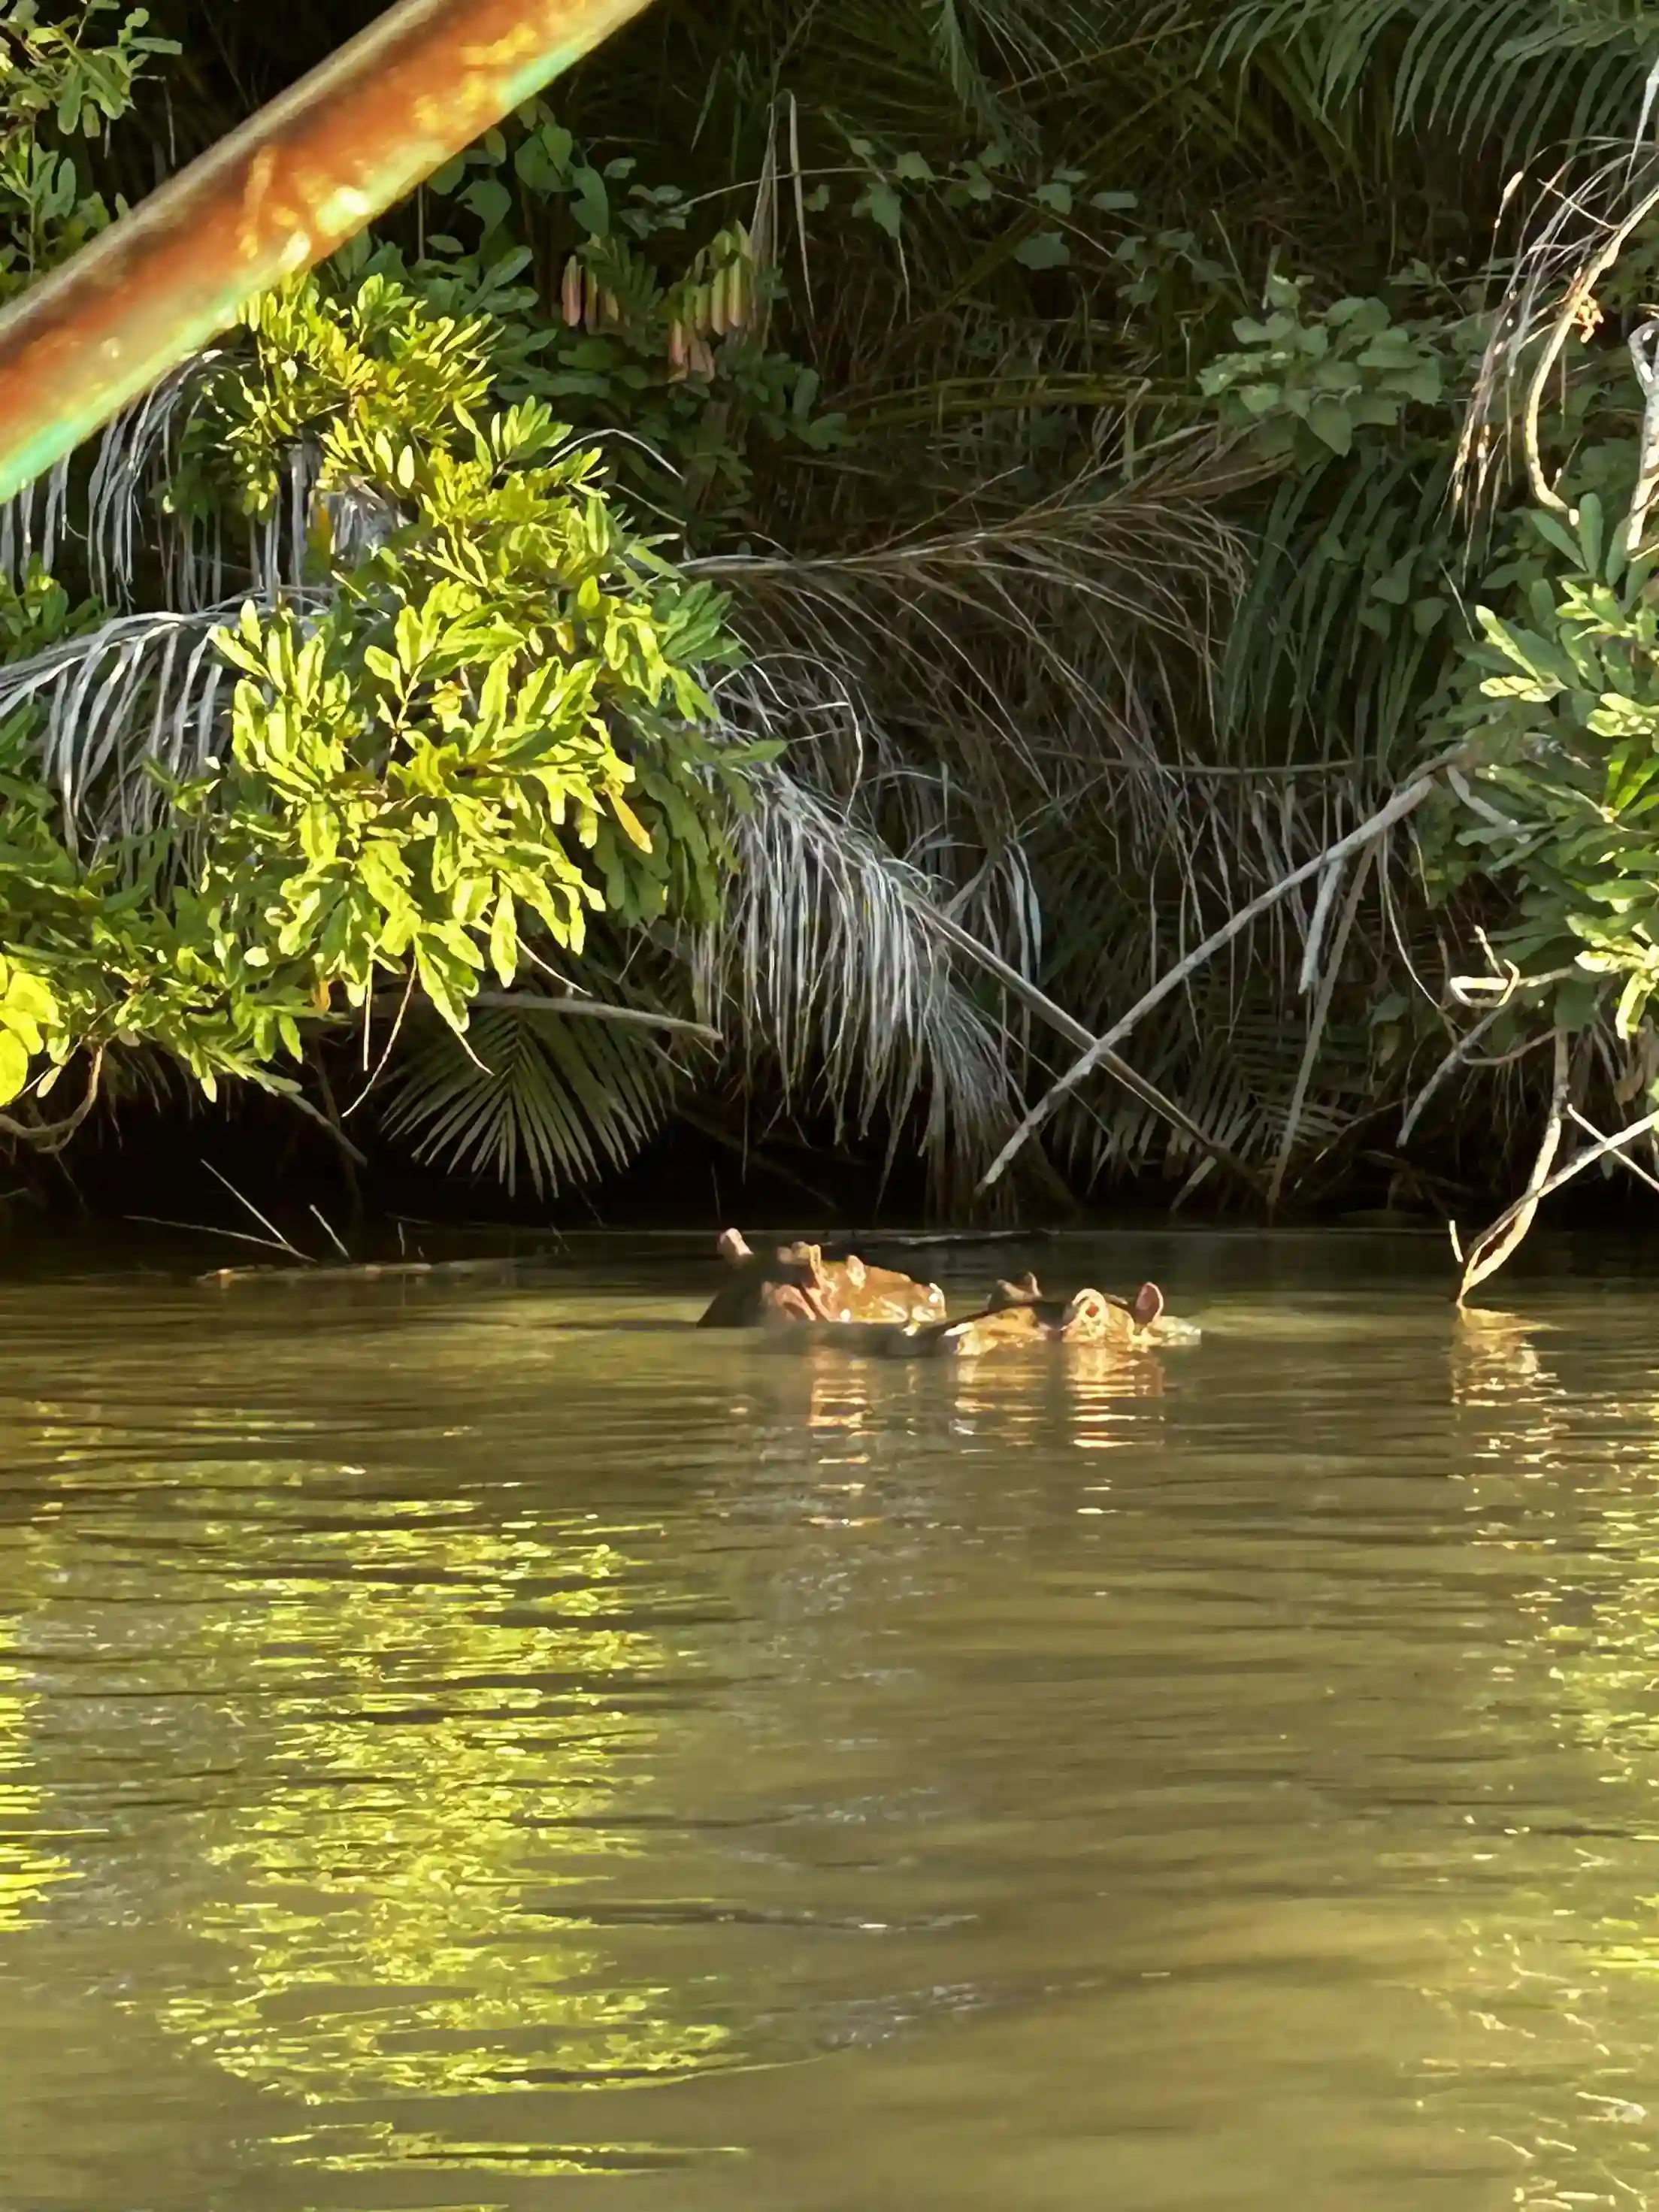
[1297,852,1349,997]
[127,1212,302,1258]
[0,1044,104,1152]
[1568,1104,1659,1197]
[344,966,414,1118]
[469,991,721,1042]
[1271,846,1375,1212]
[364,988,722,1042]
[307,1203,350,1259]
[284,1087,368,1167]
[1459,1095,1659,1303]
[1400,1007,1505,1145]
[201,1160,309,1260]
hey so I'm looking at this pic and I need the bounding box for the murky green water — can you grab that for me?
[4,1230,1659,2210]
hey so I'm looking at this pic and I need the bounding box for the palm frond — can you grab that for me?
[1208,0,1655,159]
[0,595,332,849]
[696,748,1016,1204]
[379,1008,681,1199]
[1219,440,1459,776]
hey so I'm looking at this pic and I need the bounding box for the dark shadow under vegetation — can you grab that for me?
[7,0,1659,1294]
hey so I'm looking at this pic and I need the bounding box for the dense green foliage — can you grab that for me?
[9,0,1659,1226]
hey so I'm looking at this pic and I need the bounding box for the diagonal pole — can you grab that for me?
[0,0,657,504]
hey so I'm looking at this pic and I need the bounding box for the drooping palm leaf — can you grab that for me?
[379,1007,683,1198]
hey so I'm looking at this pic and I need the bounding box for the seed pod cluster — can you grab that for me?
[559,256,619,331]
[560,225,757,383]
[667,225,753,382]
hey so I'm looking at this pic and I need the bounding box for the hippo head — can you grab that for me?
[707,1229,834,1322]
[1057,1283,1169,1345]
[777,1241,834,1317]
[758,1280,828,1326]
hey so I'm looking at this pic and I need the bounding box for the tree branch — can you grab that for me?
[0,1044,104,1153]
[976,770,1443,1194]
[920,906,1267,1204]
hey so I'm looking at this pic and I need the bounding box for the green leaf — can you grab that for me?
[1579,492,1605,579]
[1528,510,1585,567]
[1307,398,1352,455]
[1412,596,1446,636]
[0,1030,28,1107]
[1013,229,1070,270]
[489,890,519,985]
[569,164,610,237]
[861,183,904,238]
[463,177,512,231]
[1555,976,1601,1032]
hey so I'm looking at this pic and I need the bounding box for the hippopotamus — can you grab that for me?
[779,1241,946,1325]
[873,1278,1197,1359]
[699,1230,944,1328]
[987,1273,1200,1349]
[697,1230,837,1327]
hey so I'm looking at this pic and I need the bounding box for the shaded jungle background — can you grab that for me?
[6,0,1659,1248]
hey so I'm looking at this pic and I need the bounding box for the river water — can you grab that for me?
[2,1229,1658,2210]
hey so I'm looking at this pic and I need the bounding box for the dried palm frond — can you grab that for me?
[693,747,1017,1207]
[0,593,329,850]
[0,455,73,588]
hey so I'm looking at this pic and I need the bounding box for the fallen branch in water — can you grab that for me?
[1452,1028,1570,1305]
[849,1227,1058,1248]
[1452,1045,1659,1304]
[975,770,1443,1194]
[201,1254,540,1285]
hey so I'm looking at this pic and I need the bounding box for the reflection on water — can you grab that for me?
[1437,1303,1659,2211]
[0,1524,75,1931]
[154,1510,730,2119]
[8,1239,1659,2208]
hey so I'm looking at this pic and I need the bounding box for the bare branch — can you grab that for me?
[976,771,1443,1194]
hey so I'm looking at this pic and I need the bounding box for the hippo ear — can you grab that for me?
[717,1228,752,1264]
[1019,1272,1043,1297]
[1133,1282,1164,1326]
[843,1254,867,1289]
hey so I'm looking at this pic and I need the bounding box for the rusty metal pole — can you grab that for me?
[0,0,657,504]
